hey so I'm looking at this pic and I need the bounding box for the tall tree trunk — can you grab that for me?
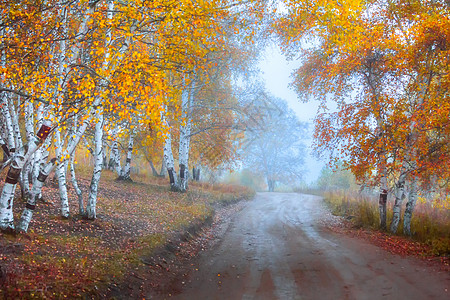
[55,129,70,218]
[86,111,104,219]
[118,130,134,181]
[70,154,84,216]
[379,171,388,230]
[0,93,15,153]
[163,128,178,191]
[178,78,195,192]
[149,159,159,177]
[403,177,419,236]
[21,100,35,200]
[17,159,56,232]
[111,137,122,176]
[160,159,166,177]
[68,115,84,215]
[390,162,408,233]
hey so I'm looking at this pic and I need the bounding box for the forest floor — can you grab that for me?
[0,170,253,298]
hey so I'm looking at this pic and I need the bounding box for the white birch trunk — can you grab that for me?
[17,159,56,232]
[86,112,104,219]
[111,137,122,176]
[403,178,419,236]
[55,129,70,218]
[10,96,23,150]
[32,103,45,184]
[68,114,84,215]
[177,78,195,191]
[119,130,134,180]
[390,160,408,234]
[70,154,84,215]
[0,93,15,153]
[10,96,28,198]
[163,128,178,191]
[21,100,35,199]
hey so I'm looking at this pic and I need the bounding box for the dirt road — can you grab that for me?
[170,192,449,300]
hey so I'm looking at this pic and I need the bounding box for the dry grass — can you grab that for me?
[322,190,450,256]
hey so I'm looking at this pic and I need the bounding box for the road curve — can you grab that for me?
[172,192,449,300]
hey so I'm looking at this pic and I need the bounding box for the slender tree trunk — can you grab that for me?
[70,154,84,215]
[390,164,408,233]
[379,171,388,230]
[163,128,178,191]
[160,159,166,177]
[21,100,35,200]
[86,111,104,219]
[118,130,134,181]
[17,159,56,232]
[0,93,15,153]
[149,159,159,177]
[55,129,70,218]
[404,177,419,236]
[111,137,122,176]
[178,78,195,192]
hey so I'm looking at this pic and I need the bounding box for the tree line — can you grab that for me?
[0,0,270,233]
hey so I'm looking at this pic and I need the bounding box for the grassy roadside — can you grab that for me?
[0,170,254,298]
[322,190,450,258]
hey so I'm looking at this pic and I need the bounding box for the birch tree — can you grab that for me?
[276,0,450,234]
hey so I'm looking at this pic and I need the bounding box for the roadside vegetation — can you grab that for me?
[0,169,254,298]
[309,166,450,259]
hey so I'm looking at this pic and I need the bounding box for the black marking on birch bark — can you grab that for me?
[168,169,175,185]
[37,171,48,182]
[5,166,21,184]
[126,158,131,163]
[379,190,387,205]
[1,144,10,157]
[9,148,15,153]
[36,124,51,140]
[25,203,36,210]
[180,164,185,179]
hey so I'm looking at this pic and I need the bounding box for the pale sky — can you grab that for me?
[257,44,325,185]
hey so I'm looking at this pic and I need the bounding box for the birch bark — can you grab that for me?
[17,159,56,232]
[163,125,178,191]
[119,129,135,181]
[403,177,419,236]
[178,78,195,191]
[55,129,70,218]
[0,93,15,153]
[86,112,104,219]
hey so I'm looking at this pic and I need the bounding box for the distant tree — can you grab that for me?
[241,89,307,191]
